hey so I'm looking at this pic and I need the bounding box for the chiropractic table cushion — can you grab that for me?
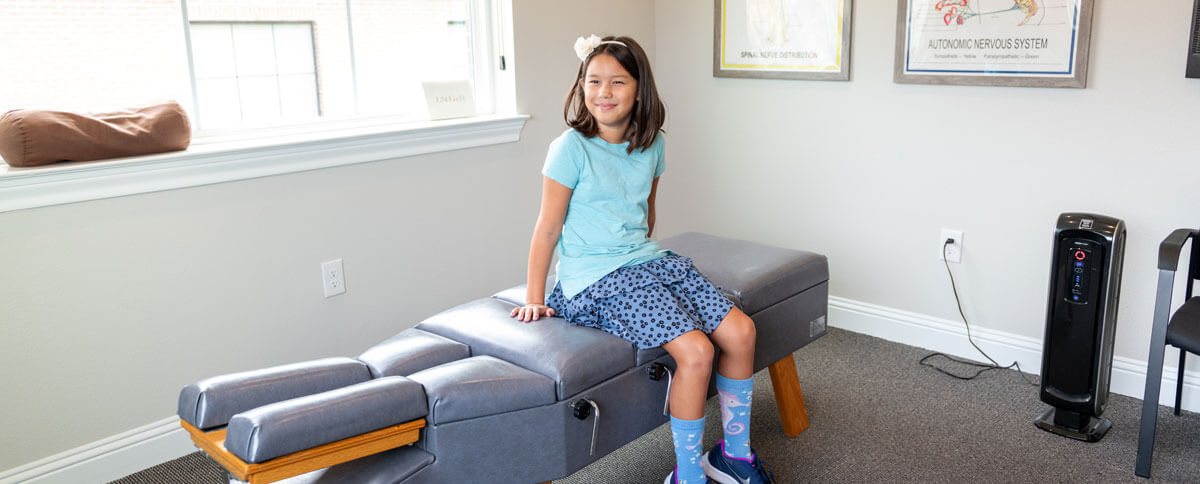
[177,232,829,484]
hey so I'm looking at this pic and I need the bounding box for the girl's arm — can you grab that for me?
[647,176,660,238]
[512,176,572,322]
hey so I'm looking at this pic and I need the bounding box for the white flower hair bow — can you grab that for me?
[574,35,626,61]
[574,35,604,61]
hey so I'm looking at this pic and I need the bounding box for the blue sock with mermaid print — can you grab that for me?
[715,373,754,459]
[669,415,705,483]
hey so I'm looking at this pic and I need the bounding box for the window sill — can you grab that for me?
[0,114,529,214]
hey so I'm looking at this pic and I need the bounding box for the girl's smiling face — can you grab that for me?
[581,53,638,142]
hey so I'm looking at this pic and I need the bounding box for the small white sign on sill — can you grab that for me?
[422,80,476,121]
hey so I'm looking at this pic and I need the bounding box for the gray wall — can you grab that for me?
[0,0,654,471]
[652,0,1199,368]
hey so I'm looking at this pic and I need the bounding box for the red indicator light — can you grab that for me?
[1074,250,1087,261]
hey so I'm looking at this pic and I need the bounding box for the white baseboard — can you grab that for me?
[0,417,195,484]
[3,298,1196,483]
[828,295,1200,413]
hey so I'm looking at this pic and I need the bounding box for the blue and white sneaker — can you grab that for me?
[664,466,711,484]
[701,440,777,484]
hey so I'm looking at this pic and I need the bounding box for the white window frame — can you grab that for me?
[0,0,523,215]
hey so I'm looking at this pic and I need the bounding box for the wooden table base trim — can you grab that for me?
[180,419,425,484]
[767,353,809,437]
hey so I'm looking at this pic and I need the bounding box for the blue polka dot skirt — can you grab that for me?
[546,254,735,349]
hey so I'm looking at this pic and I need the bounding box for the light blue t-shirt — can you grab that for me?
[542,128,668,299]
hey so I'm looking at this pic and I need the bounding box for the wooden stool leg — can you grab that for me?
[767,353,809,437]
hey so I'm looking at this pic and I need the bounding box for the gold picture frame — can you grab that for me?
[713,0,853,81]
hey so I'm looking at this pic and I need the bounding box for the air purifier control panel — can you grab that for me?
[1065,243,1094,304]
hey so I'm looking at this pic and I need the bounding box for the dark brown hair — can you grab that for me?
[564,35,665,154]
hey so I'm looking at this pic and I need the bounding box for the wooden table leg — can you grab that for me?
[768,353,809,437]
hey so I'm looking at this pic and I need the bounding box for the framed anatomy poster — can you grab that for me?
[894,0,1094,88]
[714,0,852,81]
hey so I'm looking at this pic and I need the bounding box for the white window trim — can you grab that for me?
[0,114,528,214]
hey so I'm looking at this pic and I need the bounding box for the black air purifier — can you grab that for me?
[1035,213,1126,442]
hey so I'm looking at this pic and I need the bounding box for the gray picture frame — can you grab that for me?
[713,0,853,81]
[893,0,1093,88]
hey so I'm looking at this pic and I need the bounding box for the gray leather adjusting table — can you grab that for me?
[177,232,829,484]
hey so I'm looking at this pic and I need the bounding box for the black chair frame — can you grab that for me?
[1135,228,1199,478]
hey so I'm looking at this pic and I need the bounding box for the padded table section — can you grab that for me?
[358,328,470,378]
[492,284,672,365]
[490,271,556,307]
[493,286,668,365]
[408,355,555,425]
[662,232,828,315]
[636,347,668,366]
[416,297,635,400]
[224,376,427,463]
[178,357,372,430]
[747,282,829,370]
[491,285,529,307]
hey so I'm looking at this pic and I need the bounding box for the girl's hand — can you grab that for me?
[511,303,555,322]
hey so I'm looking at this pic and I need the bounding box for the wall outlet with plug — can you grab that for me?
[939,229,963,263]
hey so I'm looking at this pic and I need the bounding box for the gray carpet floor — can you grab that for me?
[113,328,1200,483]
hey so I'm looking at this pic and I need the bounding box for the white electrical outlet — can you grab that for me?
[322,259,346,298]
[939,229,964,263]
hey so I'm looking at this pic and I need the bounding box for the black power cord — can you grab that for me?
[919,239,1039,386]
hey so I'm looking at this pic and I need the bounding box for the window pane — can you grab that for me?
[190,24,237,78]
[238,76,284,123]
[274,24,317,75]
[195,78,241,127]
[279,74,320,119]
[350,0,474,117]
[0,1,193,113]
[232,24,279,77]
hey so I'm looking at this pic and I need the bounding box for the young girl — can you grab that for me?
[509,35,775,484]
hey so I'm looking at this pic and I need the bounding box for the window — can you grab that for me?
[0,0,497,131]
[0,0,522,214]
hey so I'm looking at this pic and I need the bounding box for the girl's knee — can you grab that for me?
[723,310,757,348]
[738,312,757,340]
[682,338,716,367]
[667,332,715,370]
